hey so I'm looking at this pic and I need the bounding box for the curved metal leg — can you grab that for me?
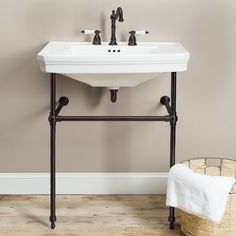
[169,72,177,230]
[49,73,56,229]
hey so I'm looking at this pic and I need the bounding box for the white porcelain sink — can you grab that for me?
[37,42,190,89]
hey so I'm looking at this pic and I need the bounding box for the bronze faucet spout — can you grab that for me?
[109,7,124,45]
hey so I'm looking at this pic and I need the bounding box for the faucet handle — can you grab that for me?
[135,30,149,35]
[128,30,149,46]
[81,29,102,45]
[81,29,97,34]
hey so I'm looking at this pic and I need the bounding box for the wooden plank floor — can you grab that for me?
[0,195,182,236]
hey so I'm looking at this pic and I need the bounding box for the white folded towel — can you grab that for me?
[166,163,235,223]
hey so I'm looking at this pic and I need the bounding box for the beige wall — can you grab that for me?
[0,0,235,172]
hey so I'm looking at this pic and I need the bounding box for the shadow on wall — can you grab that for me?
[102,75,169,172]
[99,12,108,41]
[0,43,51,133]
[0,44,45,93]
[57,75,106,108]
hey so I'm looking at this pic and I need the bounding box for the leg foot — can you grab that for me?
[51,222,56,229]
[169,222,175,230]
[50,216,56,229]
[168,216,175,230]
[168,207,176,230]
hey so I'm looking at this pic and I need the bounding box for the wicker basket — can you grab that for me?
[180,158,236,236]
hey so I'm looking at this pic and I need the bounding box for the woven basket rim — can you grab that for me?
[180,157,236,188]
[181,157,236,163]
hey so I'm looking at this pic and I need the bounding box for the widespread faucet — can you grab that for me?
[109,7,124,45]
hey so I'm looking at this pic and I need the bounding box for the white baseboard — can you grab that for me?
[0,173,168,195]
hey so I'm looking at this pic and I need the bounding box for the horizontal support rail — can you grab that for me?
[56,115,172,122]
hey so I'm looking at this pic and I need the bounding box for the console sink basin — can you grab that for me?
[37,42,190,88]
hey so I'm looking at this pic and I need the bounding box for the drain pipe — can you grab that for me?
[110,89,119,103]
